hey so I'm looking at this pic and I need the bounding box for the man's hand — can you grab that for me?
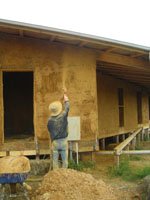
[64,94,69,102]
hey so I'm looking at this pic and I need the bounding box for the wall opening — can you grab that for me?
[149,96,150,120]
[118,88,124,127]
[3,72,34,139]
[137,92,142,124]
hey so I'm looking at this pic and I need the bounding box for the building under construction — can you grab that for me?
[0,19,149,156]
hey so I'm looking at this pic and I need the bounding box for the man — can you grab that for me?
[47,89,70,169]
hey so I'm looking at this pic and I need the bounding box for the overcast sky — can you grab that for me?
[0,0,149,48]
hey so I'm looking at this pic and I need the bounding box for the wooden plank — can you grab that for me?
[122,150,150,155]
[98,64,150,74]
[104,47,116,53]
[19,29,24,37]
[96,150,150,155]
[0,149,51,157]
[78,41,88,47]
[114,128,142,155]
[98,68,150,78]
[98,52,150,70]
[105,73,150,81]
[0,145,94,157]
[50,35,55,42]
[96,151,114,155]
[101,72,150,86]
[131,53,145,58]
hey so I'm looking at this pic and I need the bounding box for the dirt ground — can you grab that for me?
[27,141,150,200]
[89,155,143,199]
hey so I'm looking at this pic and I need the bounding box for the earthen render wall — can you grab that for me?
[97,72,150,138]
[0,34,98,143]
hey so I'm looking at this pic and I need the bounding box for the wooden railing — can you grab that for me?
[96,127,150,167]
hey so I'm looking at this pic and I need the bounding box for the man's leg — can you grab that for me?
[53,150,59,169]
[60,149,68,168]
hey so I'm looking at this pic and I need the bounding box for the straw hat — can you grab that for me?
[49,101,62,116]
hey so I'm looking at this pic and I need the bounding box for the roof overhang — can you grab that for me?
[0,19,149,91]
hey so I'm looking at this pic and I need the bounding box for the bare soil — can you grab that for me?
[32,169,117,200]
[27,141,150,200]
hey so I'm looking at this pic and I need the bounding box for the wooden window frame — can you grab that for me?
[118,88,124,127]
[137,92,142,124]
[148,96,150,120]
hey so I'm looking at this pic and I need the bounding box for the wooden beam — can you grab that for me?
[97,66,150,75]
[98,52,150,70]
[19,29,24,37]
[99,69,150,79]
[131,52,145,58]
[0,149,50,157]
[104,47,116,53]
[78,41,88,47]
[96,150,150,155]
[114,128,142,155]
[102,72,150,84]
[98,62,150,73]
[50,35,56,42]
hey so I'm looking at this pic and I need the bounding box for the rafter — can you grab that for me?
[130,52,145,58]
[78,41,88,47]
[19,29,24,37]
[97,65,150,75]
[50,35,56,42]
[98,52,150,70]
[104,47,116,53]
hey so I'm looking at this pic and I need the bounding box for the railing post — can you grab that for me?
[116,136,119,144]
[115,154,120,168]
[122,134,125,142]
[100,138,105,150]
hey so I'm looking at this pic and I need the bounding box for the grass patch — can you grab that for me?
[144,135,150,141]
[108,159,131,179]
[68,160,95,171]
[108,157,150,181]
[135,145,143,150]
[135,167,150,179]
[130,155,142,161]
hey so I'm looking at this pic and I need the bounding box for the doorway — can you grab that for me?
[3,72,34,139]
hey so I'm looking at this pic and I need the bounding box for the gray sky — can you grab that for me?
[0,0,150,47]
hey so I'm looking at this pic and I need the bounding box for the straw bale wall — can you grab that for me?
[97,72,150,138]
[0,34,98,143]
[0,33,149,144]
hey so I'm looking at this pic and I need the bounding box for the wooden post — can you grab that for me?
[146,129,150,140]
[116,136,119,144]
[148,130,150,140]
[131,138,136,150]
[69,141,73,161]
[34,136,40,161]
[100,138,105,150]
[122,134,125,142]
[75,142,79,165]
[114,154,120,168]
[148,129,150,140]
[137,133,141,145]
[91,151,95,162]
[6,149,10,156]
[141,129,145,141]
[126,144,130,158]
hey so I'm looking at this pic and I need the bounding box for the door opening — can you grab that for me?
[3,72,34,139]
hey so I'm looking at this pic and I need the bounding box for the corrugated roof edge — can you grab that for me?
[0,18,149,52]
